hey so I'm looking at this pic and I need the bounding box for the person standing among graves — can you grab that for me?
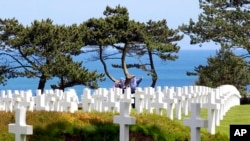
[130,75,142,108]
[118,77,126,93]
[113,81,119,89]
[130,75,142,94]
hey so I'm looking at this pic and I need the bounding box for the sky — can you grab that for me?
[0,0,219,50]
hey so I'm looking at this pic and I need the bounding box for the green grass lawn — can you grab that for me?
[0,104,249,140]
[175,104,250,137]
[216,105,250,136]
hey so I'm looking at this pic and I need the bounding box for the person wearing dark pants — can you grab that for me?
[130,75,142,108]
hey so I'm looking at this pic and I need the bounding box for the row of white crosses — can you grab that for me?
[6,101,215,141]
[6,100,224,141]
[0,90,34,112]
[184,85,241,141]
[6,85,241,141]
[1,84,240,117]
[8,101,136,141]
[81,85,241,135]
[0,88,79,113]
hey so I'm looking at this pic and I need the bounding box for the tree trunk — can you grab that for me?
[37,74,47,94]
[99,45,117,82]
[148,50,158,88]
[60,77,65,91]
[122,44,132,86]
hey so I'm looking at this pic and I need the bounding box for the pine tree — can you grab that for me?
[187,48,250,94]
[0,18,104,92]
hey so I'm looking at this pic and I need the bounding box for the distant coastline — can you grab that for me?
[1,49,247,98]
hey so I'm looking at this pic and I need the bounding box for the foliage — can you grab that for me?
[0,18,105,92]
[143,19,183,87]
[0,110,231,141]
[180,0,250,92]
[181,0,250,50]
[240,94,250,104]
[187,48,250,94]
[82,5,182,87]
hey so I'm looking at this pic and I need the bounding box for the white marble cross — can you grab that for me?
[20,90,34,112]
[113,101,136,141]
[175,87,185,120]
[5,90,13,112]
[120,88,133,112]
[134,87,145,113]
[103,90,119,112]
[143,87,154,111]
[150,88,166,115]
[61,91,78,113]
[163,88,177,120]
[0,90,6,111]
[182,86,191,116]
[184,103,208,141]
[8,107,33,141]
[202,91,220,134]
[81,88,94,112]
[34,89,46,111]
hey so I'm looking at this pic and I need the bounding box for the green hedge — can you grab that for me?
[0,111,228,141]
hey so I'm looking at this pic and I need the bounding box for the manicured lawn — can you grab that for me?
[216,105,250,136]
[1,104,249,140]
[176,104,250,137]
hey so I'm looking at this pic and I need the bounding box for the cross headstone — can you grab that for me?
[103,89,119,112]
[8,107,33,141]
[60,90,78,113]
[45,90,57,111]
[113,101,136,141]
[150,87,166,115]
[5,90,13,112]
[92,88,107,112]
[143,87,154,111]
[134,87,145,113]
[113,87,122,102]
[20,90,34,112]
[120,88,133,112]
[34,89,46,111]
[202,91,220,134]
[13,90,23,110]
[81,88,94,112]
[182,86,191,116]
[214,89,224,126]
[163,88,177,120]
[0,90,6,111]
[175,87,185,120]
[184,103,208,141]
[54,89,63,111]
[188,86,196,110]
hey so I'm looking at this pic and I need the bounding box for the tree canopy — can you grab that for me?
[182,0,250,51]
[0,18,105,92]
[181,0,250,93]
[187,48,250,93]
[83,5,183,87]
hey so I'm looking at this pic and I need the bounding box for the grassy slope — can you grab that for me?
[0,104,249,140]
[175,104,250,137]
[215,105,250,136]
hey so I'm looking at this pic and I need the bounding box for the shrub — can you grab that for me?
[0,111,228,141]
[240,94,250,104]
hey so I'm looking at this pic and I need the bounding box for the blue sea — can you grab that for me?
[0,49,247,98]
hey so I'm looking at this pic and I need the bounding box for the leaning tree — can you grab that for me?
[82,5,183,87]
